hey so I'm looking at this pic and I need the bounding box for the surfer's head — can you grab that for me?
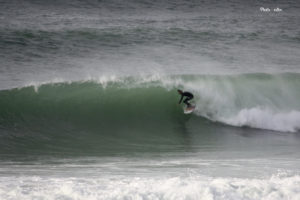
[177,89,183,94]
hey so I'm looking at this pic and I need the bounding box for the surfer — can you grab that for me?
[177,89,194,107]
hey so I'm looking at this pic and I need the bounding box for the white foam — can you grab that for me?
[220,107,300,132]
[94,75,119,88]
[0,174,299,200]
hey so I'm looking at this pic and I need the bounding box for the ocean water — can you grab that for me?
[1,0,300,199]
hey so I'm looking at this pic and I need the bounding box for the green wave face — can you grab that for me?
[0,73,300,156]
[0,80,193,156]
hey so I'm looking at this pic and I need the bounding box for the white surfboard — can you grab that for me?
[184,105,196,114]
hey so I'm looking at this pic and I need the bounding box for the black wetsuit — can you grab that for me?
[178,91,194,107]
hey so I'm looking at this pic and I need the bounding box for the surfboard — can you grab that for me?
[184,105,196,114]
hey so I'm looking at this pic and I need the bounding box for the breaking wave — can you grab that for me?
[1,73,299,133]
[0,72,300,156]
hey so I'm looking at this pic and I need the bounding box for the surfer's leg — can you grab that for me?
[184,97,191,107]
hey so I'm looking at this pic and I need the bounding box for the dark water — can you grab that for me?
[0,0,300,199]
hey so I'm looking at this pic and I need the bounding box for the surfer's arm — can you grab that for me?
[178,95,183,104]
